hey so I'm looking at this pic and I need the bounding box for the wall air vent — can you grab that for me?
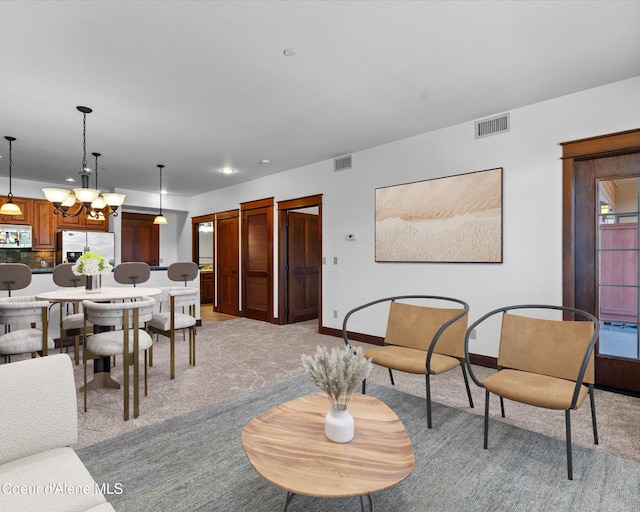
[475,113,510,139]
[334,155,352,172]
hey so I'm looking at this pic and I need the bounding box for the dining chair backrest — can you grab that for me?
[167,262,198,286]
[0,263,32,296]
[0,295,50,325]
[82,297,156,327]
[114,262,150,287]
[53,263,86,288]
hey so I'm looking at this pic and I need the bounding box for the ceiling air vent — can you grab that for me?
[475,113,510,139]
[334,155,352,172]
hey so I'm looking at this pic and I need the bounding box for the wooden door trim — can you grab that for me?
[562,128,640,314]
[277,195,323,327]
[191,213,215,265]
[241,197,274,210]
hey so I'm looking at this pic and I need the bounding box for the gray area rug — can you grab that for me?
[77,374,640,512]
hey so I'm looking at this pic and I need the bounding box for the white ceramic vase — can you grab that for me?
[85,275,102,293]
[325,404,354,443]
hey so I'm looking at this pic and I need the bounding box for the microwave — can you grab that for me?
[0,224,32,249]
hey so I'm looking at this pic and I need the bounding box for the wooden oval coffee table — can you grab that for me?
[242,392,414,510]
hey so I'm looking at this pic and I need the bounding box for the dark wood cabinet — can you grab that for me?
[0,197,32,225]
[56,207,109,231]
[200,271,214,304]
[32,199,56,250]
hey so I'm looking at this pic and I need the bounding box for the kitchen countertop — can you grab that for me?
[29,266,170,274]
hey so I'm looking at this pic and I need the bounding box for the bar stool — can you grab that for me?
[0,263,32,297]
[167,262,198,286]
[114,262,150,287]
[52,263,91,365]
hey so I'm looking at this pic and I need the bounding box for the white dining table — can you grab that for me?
[36,286,162,390]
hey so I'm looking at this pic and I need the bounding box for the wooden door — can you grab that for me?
[121,212,159,265]
[241,199,273,322]
[286,211,319,323]
[216,212,240,315]
[563,129,640,393]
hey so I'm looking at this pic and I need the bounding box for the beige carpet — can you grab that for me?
[12,316,640,463]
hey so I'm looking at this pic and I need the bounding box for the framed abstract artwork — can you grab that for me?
[375,167,503,263]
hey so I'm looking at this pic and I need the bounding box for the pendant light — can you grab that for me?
[0,136,22,216]
[153,164,168,225]
[89,152,106,220]
[43,106,125,217]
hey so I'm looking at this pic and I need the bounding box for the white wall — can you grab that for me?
[186,76,640,357]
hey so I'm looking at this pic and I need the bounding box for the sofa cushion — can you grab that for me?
[0,354,77,465]
[0,447,109,512]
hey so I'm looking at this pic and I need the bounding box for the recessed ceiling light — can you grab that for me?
[283,48,296,57]
[220,167,236,174]
[65,177,76,183]
[161,189,168,195]
[259,159,270,165]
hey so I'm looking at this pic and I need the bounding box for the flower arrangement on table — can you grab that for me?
[71,252,112,276]
[301,345,373,411]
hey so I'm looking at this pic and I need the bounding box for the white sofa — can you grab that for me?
[0,354,116,511]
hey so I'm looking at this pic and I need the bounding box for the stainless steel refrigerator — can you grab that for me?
[56,231,116,266]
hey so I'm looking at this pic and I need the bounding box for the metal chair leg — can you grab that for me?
[589,385,599,445]
[565,409,573,480]
[461,362,474,408]
[426,373,432,429]
[483,389,490,449]
[361,378,366,395]
[388,368,395,386]
[499,396,505,418]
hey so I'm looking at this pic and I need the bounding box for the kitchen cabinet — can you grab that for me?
[200,271,214,304]
[32,199,56,250]
[0,197,32,225]
[55,206,109,231]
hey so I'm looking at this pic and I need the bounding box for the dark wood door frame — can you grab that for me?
[562,128,640,393]
[191,213,215,266]
[277,194,323,328]
[192,213,215,312]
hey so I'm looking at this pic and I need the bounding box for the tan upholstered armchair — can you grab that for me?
[464,304,600,480]
[342,295,472,428]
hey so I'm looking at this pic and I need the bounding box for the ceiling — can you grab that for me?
[1,1,639,198]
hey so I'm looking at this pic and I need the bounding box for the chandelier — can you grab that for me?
[42,106,125,217]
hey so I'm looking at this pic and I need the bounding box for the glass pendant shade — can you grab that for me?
[73,187,100,203]
[43,188,72,204]
[153,214,168,225]
[61,193,78,207]
[101,192,126,207]
[91,195,107,210]
[0,201,22,216]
